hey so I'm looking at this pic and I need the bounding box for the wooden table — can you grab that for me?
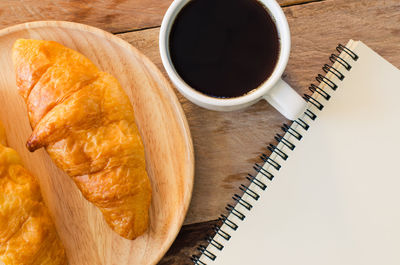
[2,0,400,264]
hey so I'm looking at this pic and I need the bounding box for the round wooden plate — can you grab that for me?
[0,21,194,265]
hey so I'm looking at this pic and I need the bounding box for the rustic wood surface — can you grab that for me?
[0,0,309,33]
[1,0,399,264]
[0,21,193,265]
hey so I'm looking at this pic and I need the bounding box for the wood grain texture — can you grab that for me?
[280,0,324,6]
[0,0,311,34]
[0,21,193,265]
[159,220,219,265]
[120,0,400,227]
[0,0,171,33]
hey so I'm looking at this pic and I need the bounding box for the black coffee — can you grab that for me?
[169,0,280,98]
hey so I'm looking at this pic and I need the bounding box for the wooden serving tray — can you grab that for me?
[0,21,194,265]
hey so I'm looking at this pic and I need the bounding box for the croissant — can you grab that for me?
[12,39,152,239]
[0,122,67,264]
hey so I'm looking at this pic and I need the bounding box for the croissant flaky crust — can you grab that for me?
[0,123,67,265]
[12,39,152,239]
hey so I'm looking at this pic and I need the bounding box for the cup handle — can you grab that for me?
[262,79,307,120]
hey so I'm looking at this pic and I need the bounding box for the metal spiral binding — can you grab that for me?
[282,123,303,140]
[192,43,359,264]
[267,144,288,160]
[253,163,274,180]
[303,94,324,110]
[316,74,337,90]
[191,256,205,265]
[233,194,252,210]
[294,118,310,130]
[309,84,331,100]
[219,214,238,231]
[305,109,317,120]
[322,64,345,80]
[206,236,224,250]
[246,174,267,190]
[330,54,351,71]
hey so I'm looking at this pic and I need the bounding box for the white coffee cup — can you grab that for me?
[159,0,306,120]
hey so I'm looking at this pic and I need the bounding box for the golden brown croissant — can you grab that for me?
[0,122,67,265]
[12,39,152,240]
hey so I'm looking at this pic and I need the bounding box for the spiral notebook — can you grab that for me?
[192,40,400,265]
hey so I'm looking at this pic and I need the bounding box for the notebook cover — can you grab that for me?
[200,40,400,265]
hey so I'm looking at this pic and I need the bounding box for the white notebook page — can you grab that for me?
[202,41,400,265]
